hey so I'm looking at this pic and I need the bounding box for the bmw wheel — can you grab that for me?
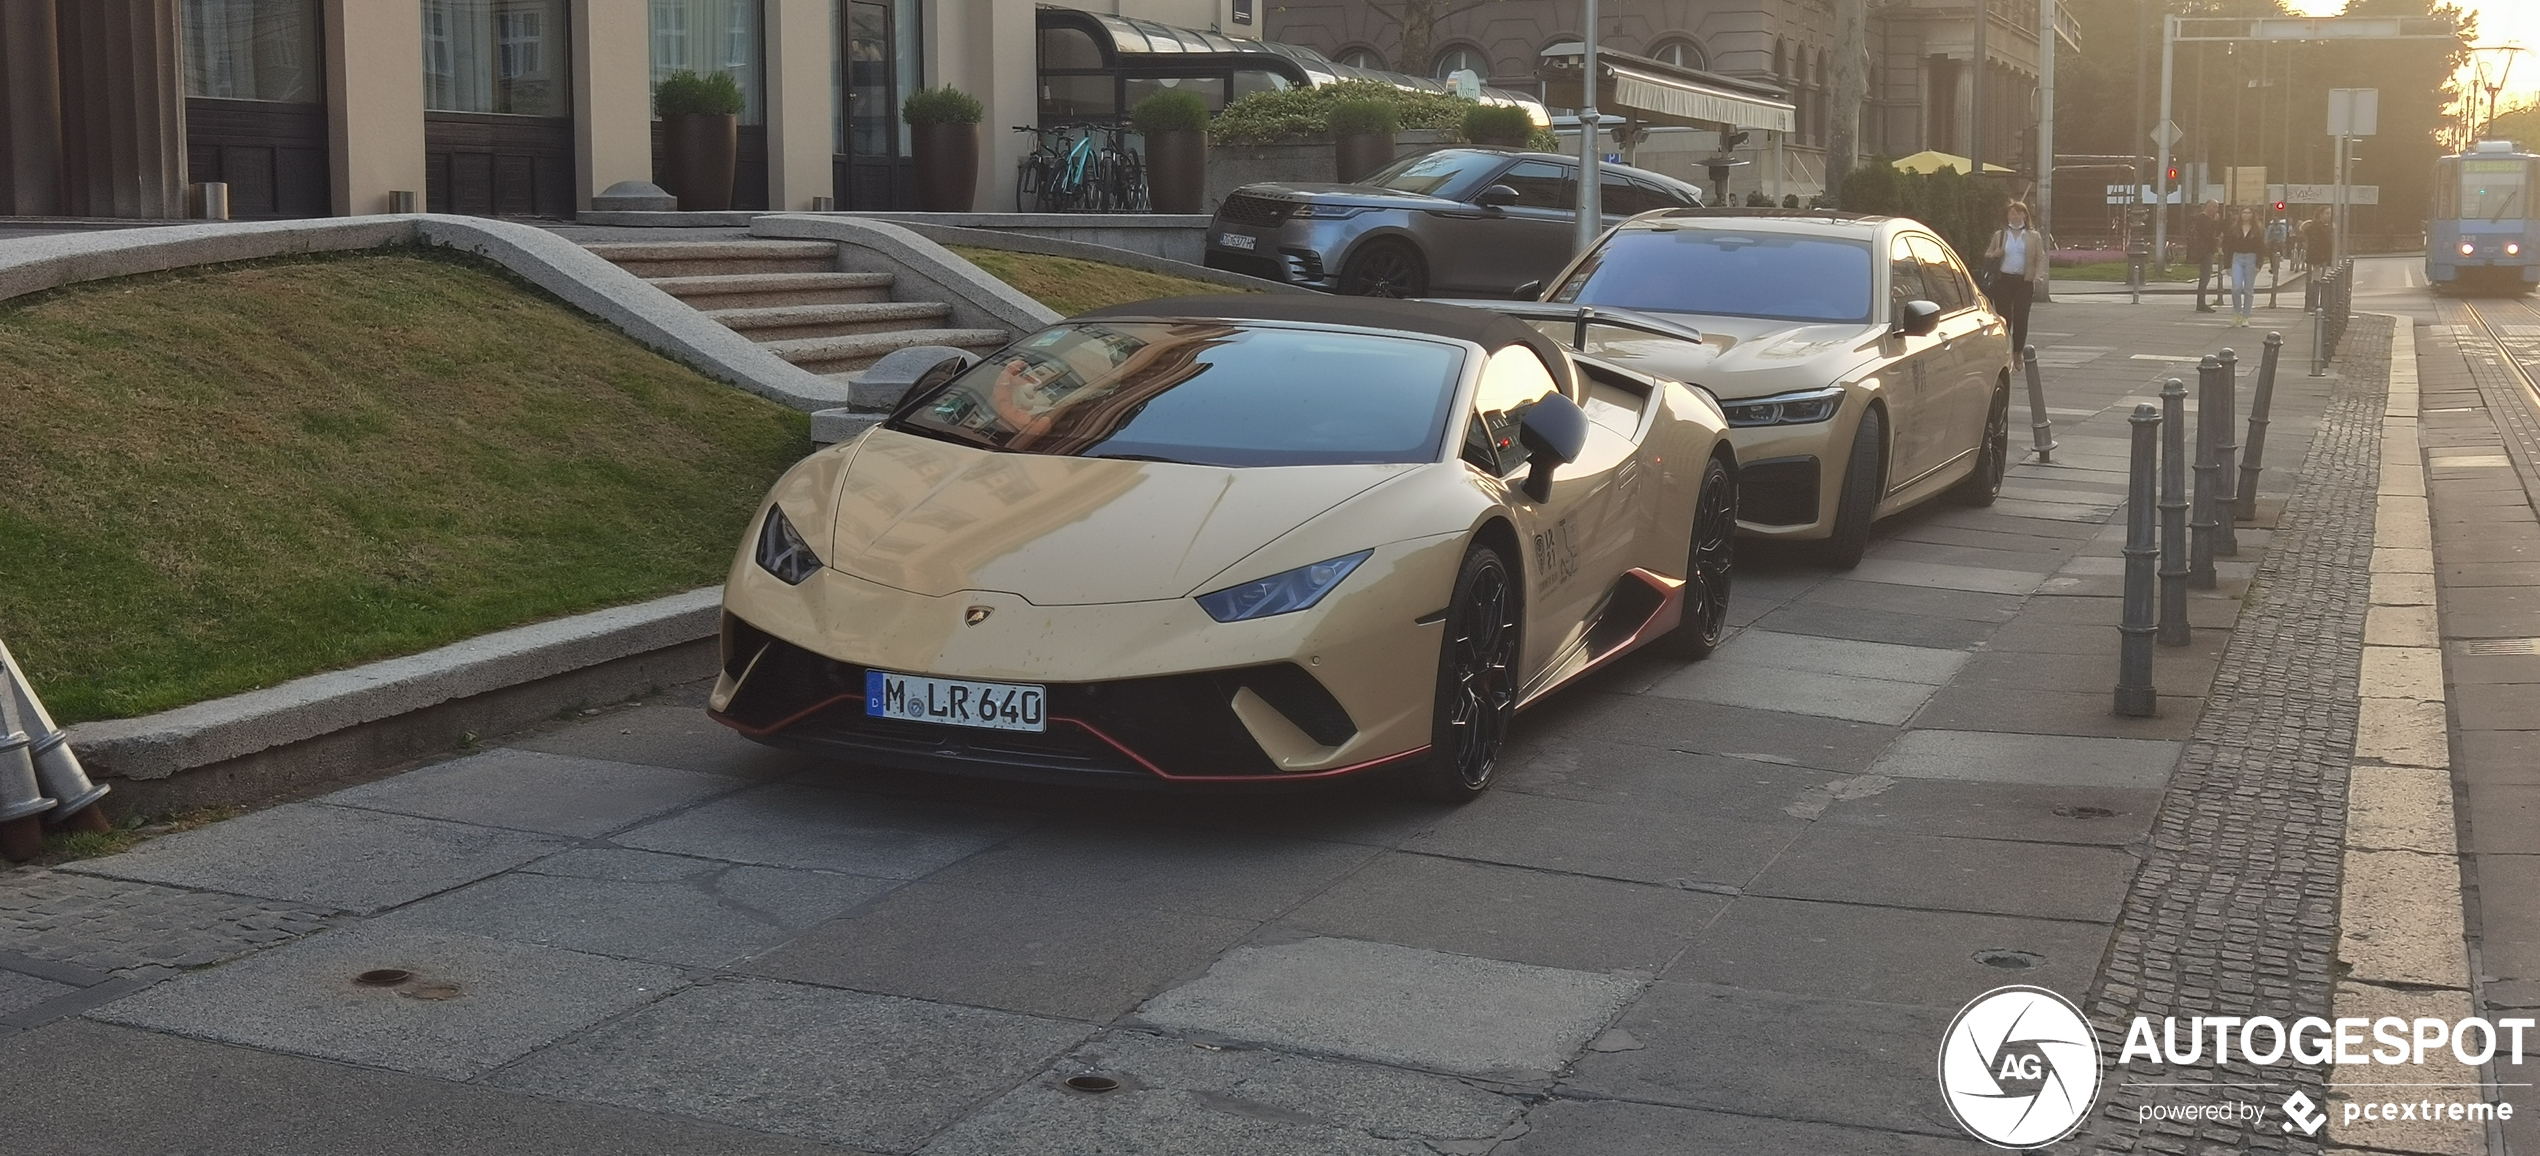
[1952,385,2011,506]
[1403,545,1520,802]
[1658,456,1735,658]
[1340,240,1428,298]
[1816,405,1885,570]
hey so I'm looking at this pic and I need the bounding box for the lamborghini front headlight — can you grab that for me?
[754,506,823,585]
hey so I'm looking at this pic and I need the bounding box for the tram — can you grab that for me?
[2429,140,2540,295]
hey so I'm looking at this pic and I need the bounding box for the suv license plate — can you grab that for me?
[866,670,1046,733]
[1218,232,1258,251]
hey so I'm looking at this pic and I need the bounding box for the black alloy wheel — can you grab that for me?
[1953,385,2012,506]
[1815,406,1885,570]
[1403,545,1521,802]
[1659,456,1736,658]
[1340,240,1428,298]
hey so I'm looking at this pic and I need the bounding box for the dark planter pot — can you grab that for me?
[1334,133,1395,184]
[661,113,737,212]
[1145,130,1207,214]
[911,122,979,212]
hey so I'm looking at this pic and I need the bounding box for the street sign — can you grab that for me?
[2152,120,2183,148]
[2328,89,2378,137]
[2224,166,2267,204]
[2265,183,2377,205]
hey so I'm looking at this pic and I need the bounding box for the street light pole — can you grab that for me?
[2037,0,2055,302]
[2154,13,2175,273]
[1574,0,1604,255]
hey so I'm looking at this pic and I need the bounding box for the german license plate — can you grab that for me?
[1218,231,1258,251]
[866,670,1046,732]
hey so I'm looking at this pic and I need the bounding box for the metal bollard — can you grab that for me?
[0,642,109,826]
[2310,309,2326,378]
[2238,332,2282,523]
[2116,403,2162,717]
[2023,346,2057,462]
[2158,377,2192,645]
[0,668,57,862]
[2190,355,2221,590]
[2213,348,2241,557]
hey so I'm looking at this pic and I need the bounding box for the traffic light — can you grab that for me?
[2166,162,2180,183]
[1723,129,1749,150]
[2273,200,2286,213]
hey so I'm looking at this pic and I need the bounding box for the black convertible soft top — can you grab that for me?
[1075,294,1578,397]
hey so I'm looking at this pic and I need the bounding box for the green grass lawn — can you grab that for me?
[0,250,808,724]
[949,246,1249,316]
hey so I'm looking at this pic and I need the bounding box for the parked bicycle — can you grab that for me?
[1011,123,1149,213]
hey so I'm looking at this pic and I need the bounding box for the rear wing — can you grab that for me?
[1420,300,1705,353]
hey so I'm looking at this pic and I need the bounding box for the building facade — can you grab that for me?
[1,0,1255,219]
[1266,0,2076,201]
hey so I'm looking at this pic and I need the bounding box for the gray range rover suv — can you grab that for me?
[1202,147,1705,299]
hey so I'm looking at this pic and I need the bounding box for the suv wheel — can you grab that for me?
[1341,240,1428,298]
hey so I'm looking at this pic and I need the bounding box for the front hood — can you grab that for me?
[1561,314,1885,400]
[826,429,1413,605]
[1231,181,1460,212]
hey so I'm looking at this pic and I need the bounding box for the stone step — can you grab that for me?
[583,240,839,278]
[648,271,896,309]
[767,328,1010,375]
[710,300,954,341]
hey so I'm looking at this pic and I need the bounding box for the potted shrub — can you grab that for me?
[1463,104,1535,149]
[655,69,743,212]
[1133,89,1210,214]
[1329,98,1400,183]
[904,86,983,212]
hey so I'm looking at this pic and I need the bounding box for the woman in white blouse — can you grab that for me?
[1982,201,2049,355]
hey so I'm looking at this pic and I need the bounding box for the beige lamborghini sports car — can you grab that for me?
[708,295,1738,800]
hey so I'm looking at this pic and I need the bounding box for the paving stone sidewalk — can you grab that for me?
[0,294,2375,1154]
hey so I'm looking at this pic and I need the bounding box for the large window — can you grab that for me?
[184,0,322,102]
[1554,229,1875,324]
[650,0,763,124]
[1432,43,1488,81]
[1646,38,1706,71]
[422,0,572,116]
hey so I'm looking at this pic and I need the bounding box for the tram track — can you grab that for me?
[2445,296,2540,514]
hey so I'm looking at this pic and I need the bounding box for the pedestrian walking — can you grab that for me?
[2301,208,2334,311]
[1984,200,2049,355]
[2223,205,2268,326]
[2188,201,2223,312]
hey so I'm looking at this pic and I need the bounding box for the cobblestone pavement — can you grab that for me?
[2082,316,2392,1155]
[0,294,2403,1154]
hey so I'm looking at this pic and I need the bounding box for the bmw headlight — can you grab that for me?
[1299,203,1370,220]
[1196,551,1372,623]
[754,505,823,585]
[1719,385,1845,427]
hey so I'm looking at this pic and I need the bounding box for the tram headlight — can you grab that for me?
[2510,243,2523,256]
[2461,242,2479,256]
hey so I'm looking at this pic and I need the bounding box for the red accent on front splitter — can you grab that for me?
[708,701,1425,783]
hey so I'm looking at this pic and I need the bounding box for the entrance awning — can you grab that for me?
[1891,149,2015,175]
[1536,45,1794,133]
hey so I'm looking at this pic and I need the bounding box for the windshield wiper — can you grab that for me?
[1084,452,1187,463]
[889,421,1000,451]
[2494,188,2522,223]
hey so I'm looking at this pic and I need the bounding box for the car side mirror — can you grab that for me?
[1475,184,1521,210]
[1893,299,1942,338]
[1511,279,1544,300]
[1516,392,1588,502]
[866,346,983,418]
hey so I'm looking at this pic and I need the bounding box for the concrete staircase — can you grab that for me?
[581,239,1009,384]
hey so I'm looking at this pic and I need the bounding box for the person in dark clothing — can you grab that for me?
[2187,201,2223,312]
[2222,205,2269,325]
[1984,200,2049,355]
[2301,208,2334,310]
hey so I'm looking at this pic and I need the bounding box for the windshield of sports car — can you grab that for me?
[1357,150,1508,200]
[1551,229,1877,324]
[889,321,1466,467]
